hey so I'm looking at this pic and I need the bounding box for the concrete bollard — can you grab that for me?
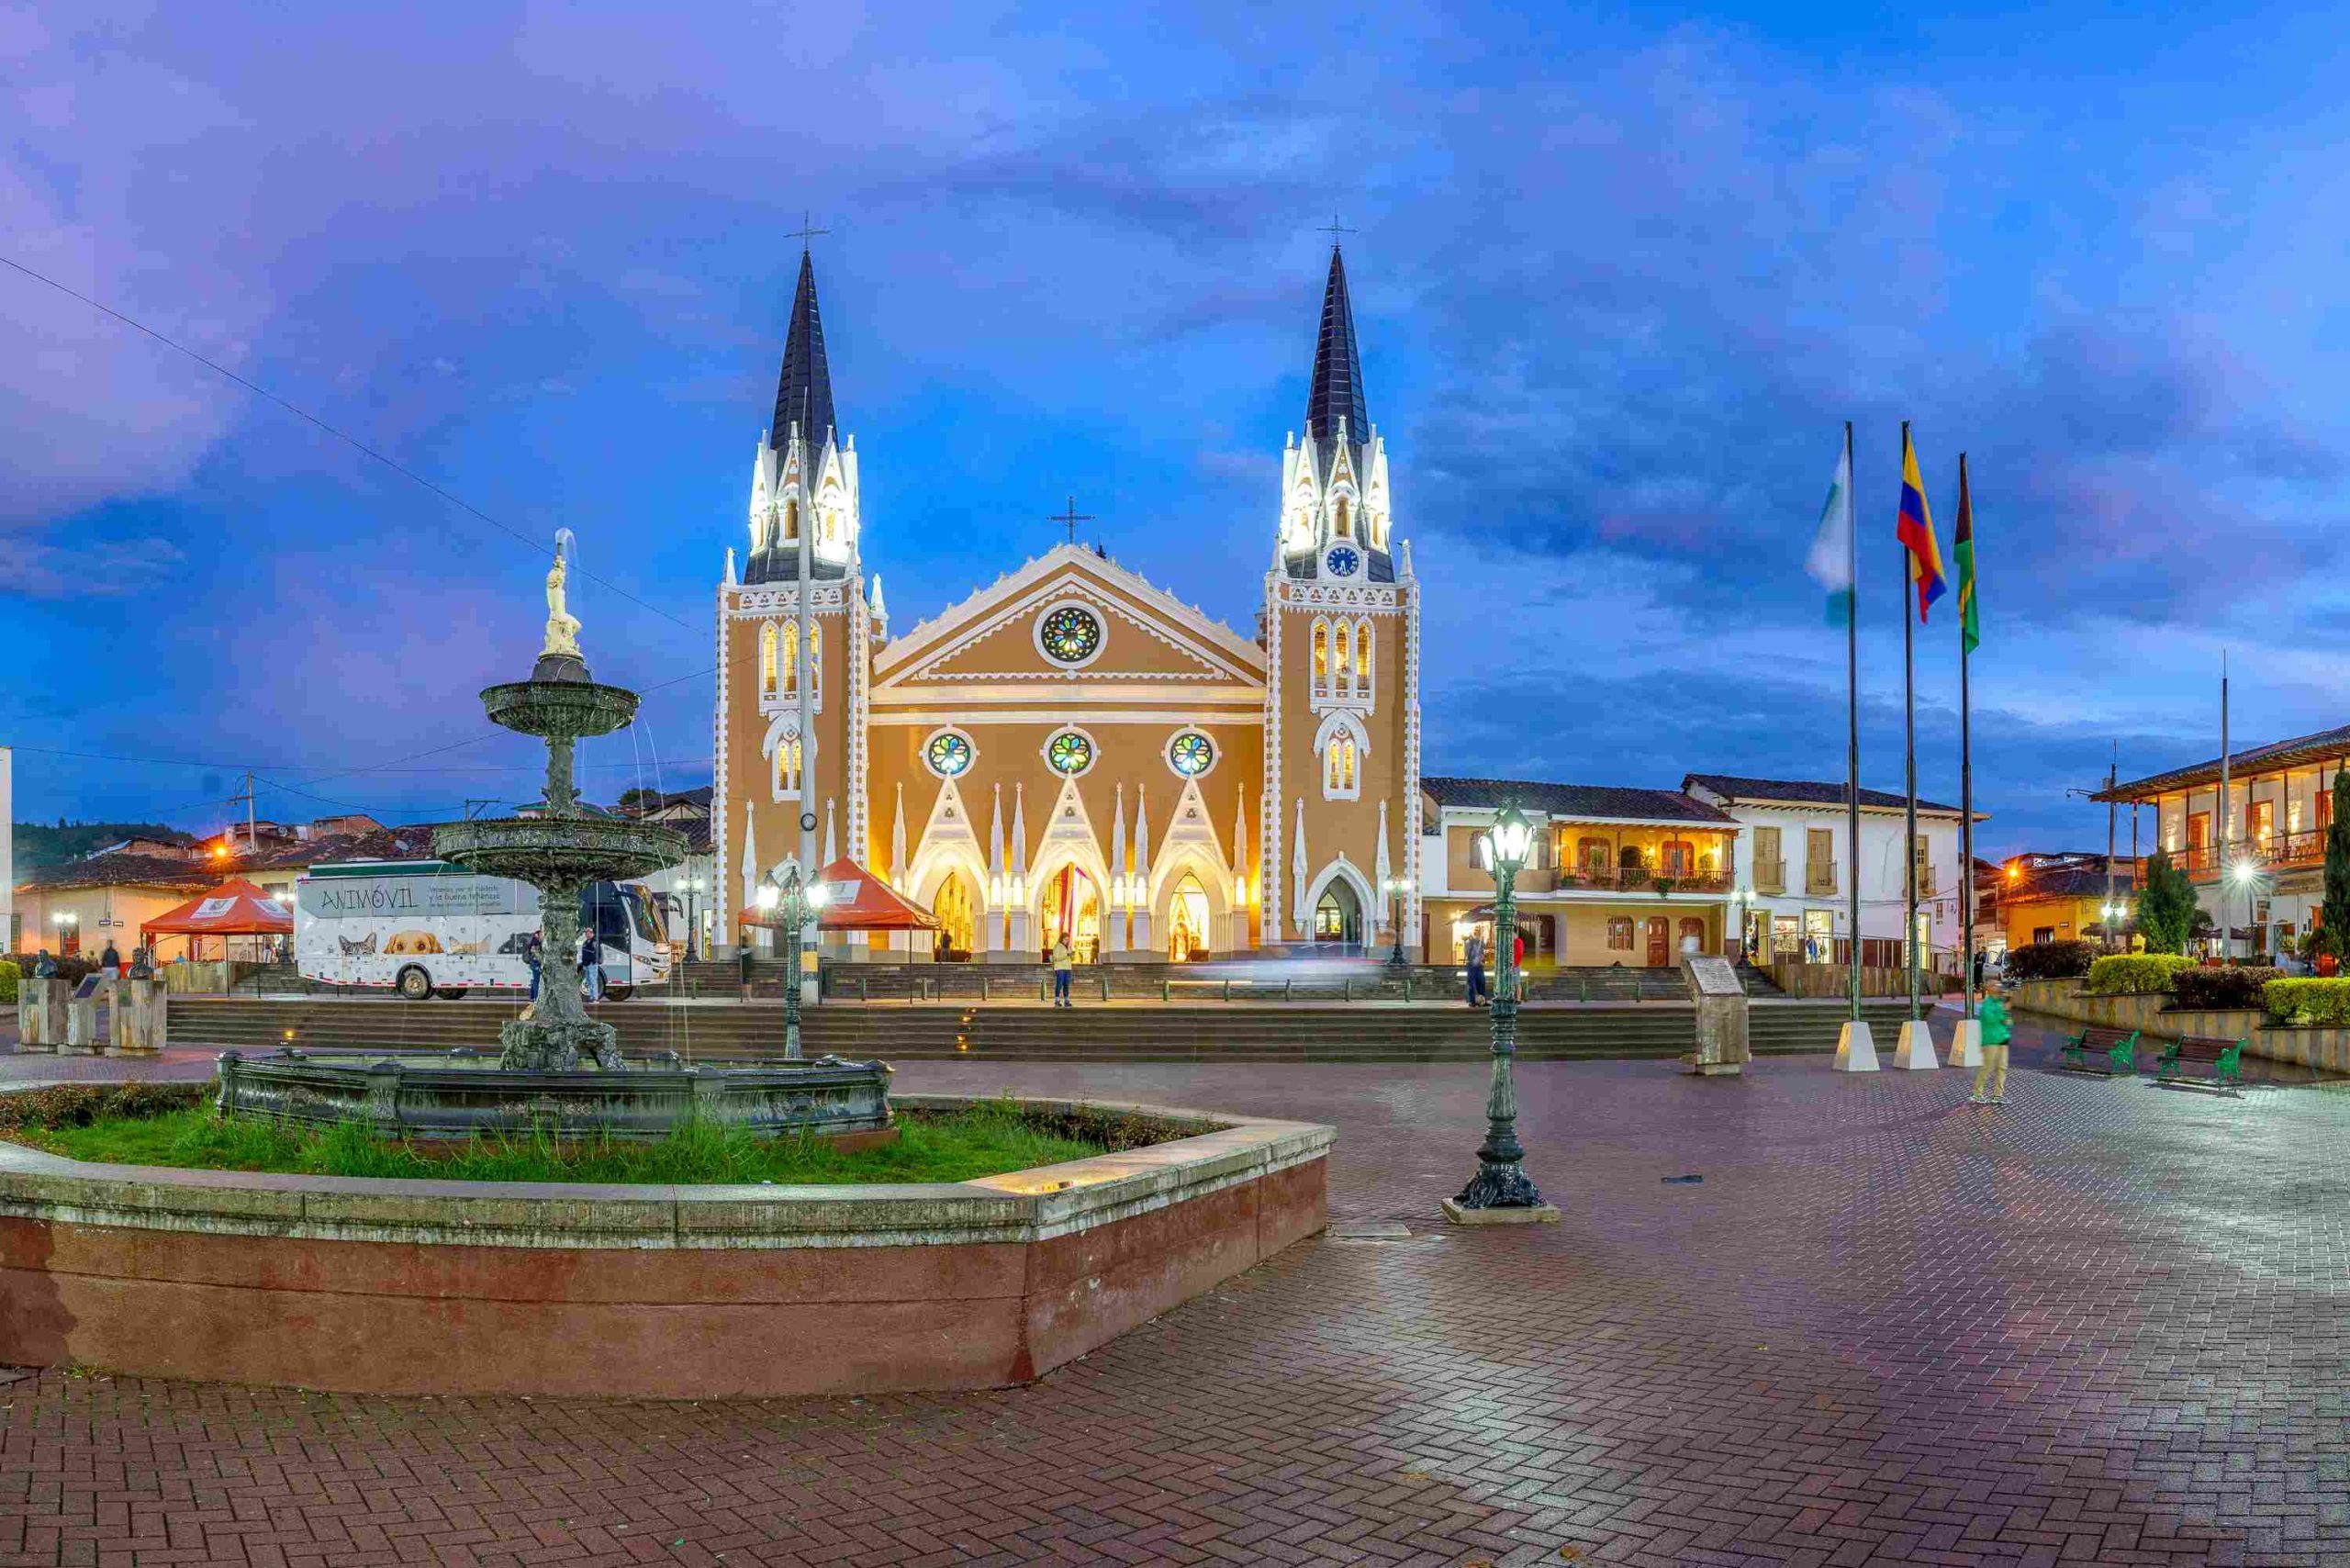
[1946,1017,1984,1069]
[1892,1018,1941,1070]
[1831,1020,1881,1072]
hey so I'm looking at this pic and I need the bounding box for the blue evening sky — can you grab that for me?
[6,1,2349,857]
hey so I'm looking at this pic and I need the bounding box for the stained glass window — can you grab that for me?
[1046,731,1094,775]
[1169,732,1214,777]
[925,731,973,778]
[1039,604,1102,664]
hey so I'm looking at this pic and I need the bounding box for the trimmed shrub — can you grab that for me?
[2173,965,2283,1011]
[2263,977,2350,1026]
[2006,940,2096,981]
[2086,954,2196,995]
[0,959,16,1005]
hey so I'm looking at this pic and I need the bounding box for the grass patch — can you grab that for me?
[3,1095,1127,1185]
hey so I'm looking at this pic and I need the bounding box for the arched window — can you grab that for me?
[808,622,822,701]
[759,623,779,699]
[1324,734,1358,797]
[779,622,799,694]
[1353,619,1371,690]
[1333,622,1352,696]
[782,498,800,543]
[1312,620,1330,693]
[821,507,840,544]
[772,737,802,798]
[1334,497,1352,538]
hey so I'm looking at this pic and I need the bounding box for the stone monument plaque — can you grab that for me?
[1681,955,1750,1076]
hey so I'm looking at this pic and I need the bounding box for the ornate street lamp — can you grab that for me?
[681,875,705,962]
[1383,873,1412,969]
[1445,802,1557,1224]
[758,867,830,1060]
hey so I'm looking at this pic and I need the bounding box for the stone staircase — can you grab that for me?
[168,993,1920,1064]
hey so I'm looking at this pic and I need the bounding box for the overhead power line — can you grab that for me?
[0,251,697,634]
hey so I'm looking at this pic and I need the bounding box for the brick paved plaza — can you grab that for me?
[5,1015,2347,1567]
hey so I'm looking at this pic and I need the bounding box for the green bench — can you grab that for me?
[2154,1034,2244,1089]
[2059,1025,2140,1075]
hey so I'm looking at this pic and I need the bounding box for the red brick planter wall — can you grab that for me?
[0,1099,1329,1399]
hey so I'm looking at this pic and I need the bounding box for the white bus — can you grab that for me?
[295,860,672,1001]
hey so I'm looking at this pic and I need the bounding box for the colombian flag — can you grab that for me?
[1897,425,1948,622]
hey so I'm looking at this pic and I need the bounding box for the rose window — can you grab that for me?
[1046,731,1095,776]
[924,731,973,778]
[1169,732,1214,777]
[1039,605,1102,665]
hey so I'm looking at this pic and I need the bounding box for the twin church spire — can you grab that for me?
[769,248,837,454]
[1304,244,1369,449]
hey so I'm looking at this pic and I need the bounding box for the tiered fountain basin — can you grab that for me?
[0,1096,1330,1398]
[215,1047,896,1145]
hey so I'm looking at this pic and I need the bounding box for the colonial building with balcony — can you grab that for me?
[2096,722,2350,954]
[1418,777,1739,967]
[1680,774,1973,967]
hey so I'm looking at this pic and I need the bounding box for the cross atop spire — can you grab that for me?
[1304,243,1367,448]
[769,247,836,453]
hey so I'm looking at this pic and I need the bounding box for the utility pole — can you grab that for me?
[2106,743,2118,948]
[226,770,258,855]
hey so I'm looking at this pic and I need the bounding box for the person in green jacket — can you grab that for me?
[1970,992,2012,1104]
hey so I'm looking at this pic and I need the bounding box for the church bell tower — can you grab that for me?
[714,246,881,950]
[1260,247,1423,954]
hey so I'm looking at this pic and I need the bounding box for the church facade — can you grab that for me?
[712,247,1422,961]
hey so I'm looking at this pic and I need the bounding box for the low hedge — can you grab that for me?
[2085,954,2197,995]
[2263,978,2350,1026]
[2006,939,2096,981]
[2173,965,2283,1011]
[0,958,16,1005]
[0,1081,210,1132]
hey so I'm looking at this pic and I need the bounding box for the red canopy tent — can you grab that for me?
[739,858,941,932]
[140,878,294,961]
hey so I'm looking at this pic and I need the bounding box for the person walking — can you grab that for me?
[99,941,121,978]
[1464,932,1486,1007]
[1050,935,1074,1007]
[578,929,605,1003]
[1970,991,2012,1104]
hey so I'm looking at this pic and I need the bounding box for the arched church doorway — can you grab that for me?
[933,870,979,961]
[1314,881,1363,951]
[1040,866,1102,963]
[1168,874,1213,962]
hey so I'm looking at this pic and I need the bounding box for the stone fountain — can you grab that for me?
[216,535,894,1142]
[431,534,682,1071]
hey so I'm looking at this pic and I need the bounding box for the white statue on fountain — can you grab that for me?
[543,528,583,661]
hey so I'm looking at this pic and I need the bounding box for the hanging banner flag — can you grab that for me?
[1805,431,1856,626]
[1896,426,1948,621]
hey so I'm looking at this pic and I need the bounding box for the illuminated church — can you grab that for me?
[713,245,1422,960]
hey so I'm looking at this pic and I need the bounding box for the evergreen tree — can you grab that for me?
[2321,769,2350,958]
[2135,847,2199,955]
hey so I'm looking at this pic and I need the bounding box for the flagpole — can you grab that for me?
[1845,420,1862,1024]
[1959,451,1975,1021]
[1902,420,1920,1025]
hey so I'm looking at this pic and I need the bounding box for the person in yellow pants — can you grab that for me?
[1970,991,2012,1104]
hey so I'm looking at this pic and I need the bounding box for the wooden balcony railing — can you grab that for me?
[1554,867,1734,894]
[1754,857,1785,895]
[2182,829,2326,879]
[1806,860,1838,895]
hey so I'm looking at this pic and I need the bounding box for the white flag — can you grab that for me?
[1805,431,1855,625]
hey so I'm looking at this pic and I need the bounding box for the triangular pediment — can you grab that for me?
[875,545,1264,690]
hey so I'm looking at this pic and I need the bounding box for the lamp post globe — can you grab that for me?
[1447,801,1553,1222]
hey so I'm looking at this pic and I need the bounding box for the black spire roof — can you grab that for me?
[1303,245,1368,445]
[768,248,835,452]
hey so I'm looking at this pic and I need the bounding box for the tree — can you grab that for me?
[616,788,663,814]
[2321,769,2350,958]
[2134,847,2199,955]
